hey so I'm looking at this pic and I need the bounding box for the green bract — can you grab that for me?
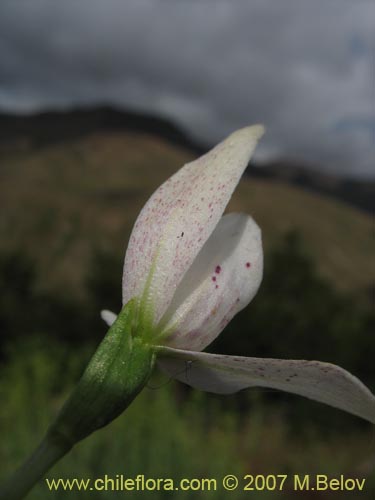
[50,299,155,446]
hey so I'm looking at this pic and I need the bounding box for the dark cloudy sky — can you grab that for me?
[0,0,374,178]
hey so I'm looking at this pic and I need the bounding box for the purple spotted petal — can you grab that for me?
[122,126,264,324]
[157,347,375,424]
[158,213,263,351]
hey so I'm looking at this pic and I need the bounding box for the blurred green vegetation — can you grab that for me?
[0,231,374,499]
[1,339,374,499]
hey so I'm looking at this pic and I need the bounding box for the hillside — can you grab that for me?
[1,107,374,214]
[0,129,373,298]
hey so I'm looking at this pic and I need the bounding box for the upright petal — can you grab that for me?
[122,125,264,325]
[157,213,263,351]
[157,347,375,424]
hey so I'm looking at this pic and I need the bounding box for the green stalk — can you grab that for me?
[0,433,71,500]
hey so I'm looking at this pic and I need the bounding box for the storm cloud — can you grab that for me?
[0,0,374,177]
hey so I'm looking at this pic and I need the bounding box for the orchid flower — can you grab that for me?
[101,125,375,425]
[3,126,374,500]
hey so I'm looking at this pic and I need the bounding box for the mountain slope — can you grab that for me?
[1,107,373,214]
[1,130,373,298]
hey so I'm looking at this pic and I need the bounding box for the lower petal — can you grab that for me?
[157,347,375,424]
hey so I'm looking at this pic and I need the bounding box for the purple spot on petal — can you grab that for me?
[215,265,221,274]
[212,276,216,282]
[246,262,251,268]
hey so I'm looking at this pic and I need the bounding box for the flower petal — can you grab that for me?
[122,125,264,325]
[157,213,263,351]
[100,310,117,327]
[157,347,375,424]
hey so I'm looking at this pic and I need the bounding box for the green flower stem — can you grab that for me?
[0,299,156,500]
[0,433,71,500]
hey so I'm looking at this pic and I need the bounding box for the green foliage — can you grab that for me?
[85,248,123,326]
[0,251,86,346]
[0,251,37,340]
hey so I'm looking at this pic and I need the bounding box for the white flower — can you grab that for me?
[102,126,375,424]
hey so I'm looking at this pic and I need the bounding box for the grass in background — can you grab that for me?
[1,338,374,499]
